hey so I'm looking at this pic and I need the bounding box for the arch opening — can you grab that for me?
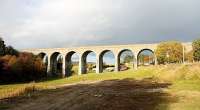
[118,49,134,71]
[99,50,115,73]
[137,49,155,66]
[50,52,63,77]
[82,51,96,74]
[38,52,48,66]
[65,51,79,77]
[38,52,48,74]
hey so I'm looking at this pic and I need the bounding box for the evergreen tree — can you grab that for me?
[5,46,19,56]
[0,37,6,56]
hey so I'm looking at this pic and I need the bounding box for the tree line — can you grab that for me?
[0,38,46,83]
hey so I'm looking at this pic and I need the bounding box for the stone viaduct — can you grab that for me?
[22,42,192,77]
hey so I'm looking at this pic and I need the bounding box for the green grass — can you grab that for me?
[157,79,200,110]
[36,68,153,86]
[170,80,200,91]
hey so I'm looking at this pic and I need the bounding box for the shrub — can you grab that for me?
[0,53,46,83]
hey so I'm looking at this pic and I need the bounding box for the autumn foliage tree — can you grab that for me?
[0,53,46,83]
[155,41,183,64]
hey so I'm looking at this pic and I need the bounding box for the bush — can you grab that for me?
[0,53,46,83]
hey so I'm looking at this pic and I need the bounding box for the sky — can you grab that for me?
[0,0,200,49]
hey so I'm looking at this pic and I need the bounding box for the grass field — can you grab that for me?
[1,63,200,110]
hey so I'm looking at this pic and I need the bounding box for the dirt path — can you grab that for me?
[2,78,174,110]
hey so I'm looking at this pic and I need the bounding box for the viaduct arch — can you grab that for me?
[23,42,192,77]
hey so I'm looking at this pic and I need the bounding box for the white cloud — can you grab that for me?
[0,0,200,49]
[6,0,115,48]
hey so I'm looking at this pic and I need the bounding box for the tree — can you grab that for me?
[0,37,18,56]
[5,46,19,56]
[123,55,133,63]
[192,39,200,61]
[0,37,6,56]
[155,41,183,64]
[0,37,46,83]
[10,52,46,81]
